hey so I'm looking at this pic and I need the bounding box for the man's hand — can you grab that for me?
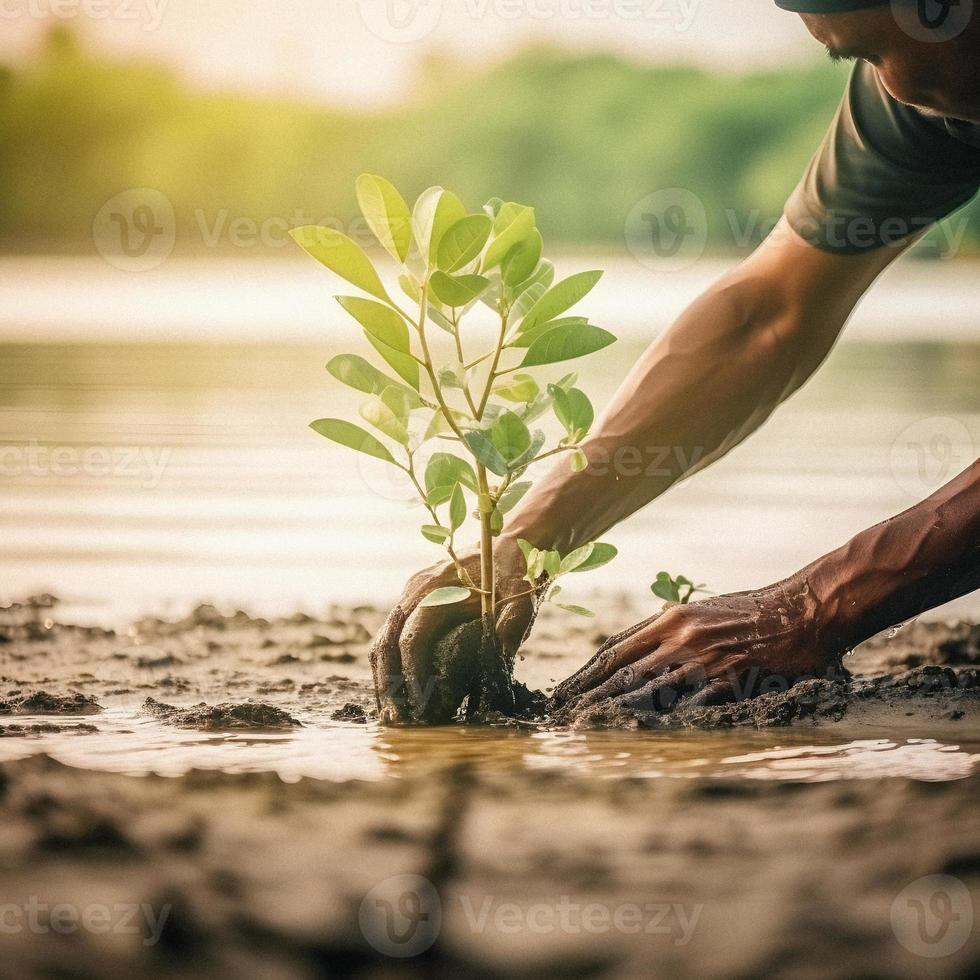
[370,535,539,723]
[552,576,843,717]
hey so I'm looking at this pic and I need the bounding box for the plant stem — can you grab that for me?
[476,464,495,617]
[477,309,510,418]
[416,282,468,444]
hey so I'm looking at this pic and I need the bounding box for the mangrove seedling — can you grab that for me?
[651,571,709,607]
[292,175,619,717]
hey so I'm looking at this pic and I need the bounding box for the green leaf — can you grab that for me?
[558,544,595,575]
[336,296,419,389]
[651,572,681,604]
[493,373,539,403]
[483,197,504,218]
[449,482,467,531]
[359,396,409,445]
[502,228,543,288]
[520,270,603,333]
[423,409,466,443]
[510,261,555,320]
[356,174,412,263]
[482,203,536,271]
[425,453,477,503]
[550,385,594,437]
[439,368,464,390]
[290,226,389,303]
[326,355,422,408]
[525,547,545,582]
[556,603,595,618]
[497,480,531,514]
[437,214,493,272]
[510,316,588,349]
[429,271,491,308]
[509,429,546,472]
[463,430,510,477]
[569,448,589,473]
[398,273,421,304]
[542,550,561,578]
[309,418,397,465]
[380,385,412,424]
[570,542,618,573]
[489,411,532,464]
[490,507,504,534]
[413,187,466,267]
[521,323,616,368]
[421,524,451,544]
[420,587,472,607]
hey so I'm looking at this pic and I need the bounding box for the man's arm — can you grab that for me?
[552,459,980,713]
[808,459,980,652]
[507,217,906,552]
[371,219,909,721]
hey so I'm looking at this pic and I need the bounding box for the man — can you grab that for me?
[370,0,980,723]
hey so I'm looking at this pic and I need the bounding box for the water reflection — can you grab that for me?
[3,708,975,783]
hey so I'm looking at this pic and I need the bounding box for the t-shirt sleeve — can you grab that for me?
[784,62,980,253]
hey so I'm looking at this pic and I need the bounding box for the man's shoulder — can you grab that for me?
[846,61,980,172]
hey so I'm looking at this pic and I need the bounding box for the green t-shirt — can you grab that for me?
[784,62,980,253]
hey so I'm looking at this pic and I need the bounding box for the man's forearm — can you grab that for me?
[507,222,899,553]
[805,459,980,650]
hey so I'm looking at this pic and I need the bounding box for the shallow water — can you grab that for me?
[2,709,978,783]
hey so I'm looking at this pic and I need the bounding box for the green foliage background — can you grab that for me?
[1,29,976,253]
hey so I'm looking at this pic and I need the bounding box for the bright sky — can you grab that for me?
[0,0,818,105]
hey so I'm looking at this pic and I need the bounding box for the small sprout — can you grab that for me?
[651,572,709,606]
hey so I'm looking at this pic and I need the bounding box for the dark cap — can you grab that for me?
[775,1,891,11]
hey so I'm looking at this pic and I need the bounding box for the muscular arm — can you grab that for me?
[506,218,906,552]
[808,459,980,651]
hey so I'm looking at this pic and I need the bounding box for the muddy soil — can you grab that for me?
[0,754,977,979]
[1,599,979,977]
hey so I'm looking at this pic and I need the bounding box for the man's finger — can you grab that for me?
[564,641,685,713]
[552,613,663,705]
[399,598,480,689]
[370,606,408,724]
[612,663,702,714]
[678,678,736,708]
